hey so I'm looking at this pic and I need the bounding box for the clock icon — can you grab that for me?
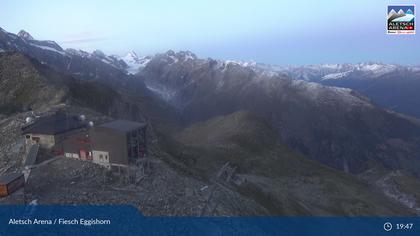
[384,222,393,232]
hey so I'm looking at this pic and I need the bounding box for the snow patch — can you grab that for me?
[169,55,179,63]
[184,54,195,61]
[122,51,139,64]
[319,64,341,69]
[101,58,113,66]
[322,70,353,80]
[18,30,34,40]
[409,66,420,72]
[224,60,257,68]
[7,33,17,40]
[120,51,151,74]
[29,43,65,55]
[145,83,176,102]
[292,79,370,107]
[65,48,90,57]
[356,63,397,77]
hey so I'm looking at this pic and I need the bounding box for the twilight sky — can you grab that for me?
[0,0,419,65]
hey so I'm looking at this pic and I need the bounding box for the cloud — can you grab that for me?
[59,31,107,44]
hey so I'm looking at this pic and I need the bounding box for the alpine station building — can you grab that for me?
[21,112,87,149]
[21,112,147,169]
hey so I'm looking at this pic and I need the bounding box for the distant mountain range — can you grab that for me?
[172,60,420,119]
[256,63,420,118]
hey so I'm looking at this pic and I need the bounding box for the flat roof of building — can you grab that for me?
[0,172,23,185]
[22,112,87,135]
[99,120,146,133]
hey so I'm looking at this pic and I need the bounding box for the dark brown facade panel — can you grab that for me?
[0,185,7,197]
[89,127,128,165]
[0,173,25,197]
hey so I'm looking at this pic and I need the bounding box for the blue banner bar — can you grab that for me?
[0,205,419,236]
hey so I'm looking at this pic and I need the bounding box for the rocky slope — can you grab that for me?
[320,70,420,118]
[0,53,67,114]
[0,52,129,116]
[174,111,415,215]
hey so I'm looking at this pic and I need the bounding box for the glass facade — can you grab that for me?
[126,128,146,161]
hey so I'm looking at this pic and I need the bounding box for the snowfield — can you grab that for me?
[29,43,65,55]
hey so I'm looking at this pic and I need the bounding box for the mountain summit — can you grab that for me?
[122,51,140,64]
[120,51,151,74]
[17,30,34,40]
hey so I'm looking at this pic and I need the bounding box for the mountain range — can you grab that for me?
[138,51,420,175]
[1,27,420,216]
[269,63,420,118]
[204,61,420,119]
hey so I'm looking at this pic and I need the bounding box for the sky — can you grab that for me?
[0,0,419,65]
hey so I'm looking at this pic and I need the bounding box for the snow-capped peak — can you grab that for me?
[356,63,397,73]
[223,60,257,68]
[18,30,34,40]
[322,71,353,80]
[123,51,140,64]
[397,9,405,15]
[120,51,151,74]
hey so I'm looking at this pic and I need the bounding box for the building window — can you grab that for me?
[99,154,103,161]
[25,135,30,139]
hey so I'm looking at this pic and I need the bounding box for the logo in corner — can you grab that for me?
[388,5,415,34]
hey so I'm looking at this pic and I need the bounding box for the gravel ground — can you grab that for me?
[16,157,266,216]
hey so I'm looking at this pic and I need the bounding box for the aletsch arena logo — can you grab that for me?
[387,5,415,34]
